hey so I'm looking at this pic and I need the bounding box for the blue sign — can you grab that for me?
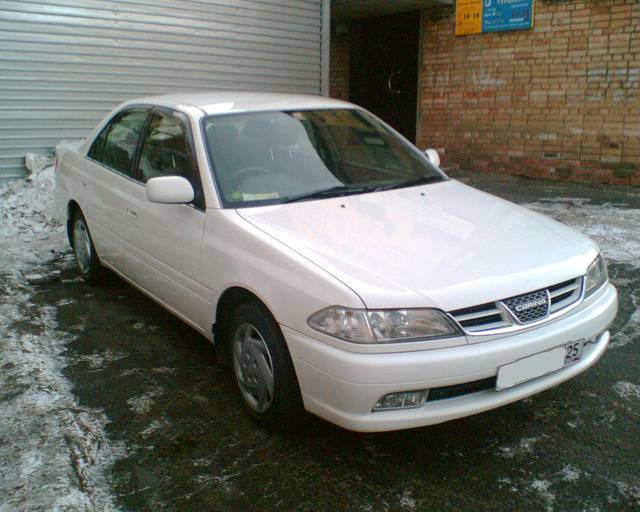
[482,0,534,33]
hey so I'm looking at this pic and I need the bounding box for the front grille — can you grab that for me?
[548,278,583,313]
[449,277,583,334]
[502,289,549,323]
[449,303,511,331]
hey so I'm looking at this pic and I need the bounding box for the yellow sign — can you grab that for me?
[456,0,535,36]
[455,0,482,36]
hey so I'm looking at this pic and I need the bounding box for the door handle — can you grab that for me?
[126,208,137,218]
[387,69,403,95]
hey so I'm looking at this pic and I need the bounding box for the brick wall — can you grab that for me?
[418,0,640,185]
[330,30,350,100]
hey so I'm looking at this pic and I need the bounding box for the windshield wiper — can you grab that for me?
[281,185,370,204]
[280,175,443,204]
[374,174,444,192]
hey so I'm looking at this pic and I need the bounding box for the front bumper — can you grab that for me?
[284,283,618,432]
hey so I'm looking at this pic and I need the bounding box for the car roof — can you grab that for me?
[122,91,356,116]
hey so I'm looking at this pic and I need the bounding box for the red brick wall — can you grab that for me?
[330,31,350,100]
[417,0,640,185]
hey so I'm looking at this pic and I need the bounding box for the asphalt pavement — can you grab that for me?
[3,171,639,511]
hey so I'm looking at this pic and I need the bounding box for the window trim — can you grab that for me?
[85,104,152,184]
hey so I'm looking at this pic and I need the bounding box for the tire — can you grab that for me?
[229,301,305,430]
[71,210,105,284]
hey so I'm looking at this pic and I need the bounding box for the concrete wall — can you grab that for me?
[418,0,640,185]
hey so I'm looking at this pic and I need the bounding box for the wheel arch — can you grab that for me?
[66,199,81,248]
[213,286,281,360]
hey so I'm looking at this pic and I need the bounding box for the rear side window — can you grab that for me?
[88,109,149,177]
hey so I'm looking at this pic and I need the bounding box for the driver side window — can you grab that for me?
[138,111,204,209]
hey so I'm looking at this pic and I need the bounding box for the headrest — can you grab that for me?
[241,117,302,148]
[206,124,238,146]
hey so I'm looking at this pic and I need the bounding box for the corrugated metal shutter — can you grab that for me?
[0,0,323,180]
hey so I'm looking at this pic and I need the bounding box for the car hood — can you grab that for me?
[236,180,598,311]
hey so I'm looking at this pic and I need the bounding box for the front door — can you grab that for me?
[129,108,210,334]
[349,11,421,143]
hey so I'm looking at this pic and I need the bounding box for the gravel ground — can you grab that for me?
[1,169,638,511]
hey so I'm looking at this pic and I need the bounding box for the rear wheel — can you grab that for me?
[71,210,105,284]
[230,302,304,429]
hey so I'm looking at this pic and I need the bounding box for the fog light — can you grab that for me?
[373,390,428,411]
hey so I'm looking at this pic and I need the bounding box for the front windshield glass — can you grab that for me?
[203,109,445,208]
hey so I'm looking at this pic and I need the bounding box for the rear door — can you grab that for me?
[127,108,210,333]
[83,108,150,276]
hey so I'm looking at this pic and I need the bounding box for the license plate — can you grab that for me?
[497,347,565,390]
[564,340,584,365]
[497,340,585,391]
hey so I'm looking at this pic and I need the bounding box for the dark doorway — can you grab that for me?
[349,11,421,143]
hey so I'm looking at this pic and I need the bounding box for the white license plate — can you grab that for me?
[496,340,584,391]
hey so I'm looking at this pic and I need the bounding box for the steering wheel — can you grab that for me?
[223,165,270,190]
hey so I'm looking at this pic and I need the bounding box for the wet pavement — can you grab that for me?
[3,171,640,511]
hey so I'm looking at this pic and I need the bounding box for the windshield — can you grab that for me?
[202,109,445,208]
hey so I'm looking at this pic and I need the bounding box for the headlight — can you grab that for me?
[307,306,460,343]
[584,254,608,298]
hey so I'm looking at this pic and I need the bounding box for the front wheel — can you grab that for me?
[71,210,105,284]
[230,302,305,429]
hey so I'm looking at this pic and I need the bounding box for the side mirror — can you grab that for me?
[146,176,194,204]
[424,148,440,168]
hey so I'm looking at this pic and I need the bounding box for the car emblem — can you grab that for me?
[514,297,547,312]
[501,290,550,324]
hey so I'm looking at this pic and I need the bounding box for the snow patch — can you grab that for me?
[398,491,416,510]
[612,381,640,400]
[0,163,66,277]
[132,321,159,333]
[127,388,163,415]
[523,199,640,267]
[498,436,544,458]
[0,141,123,510]
[0,281,125,510]
[151,366,176,375]
[558,465,582,482]
[614,481,640,504]
[609,299,640,350]
[530,479,556,511]
[76,349,127,369]
[24,153,53,181]
[140,419,165,437]
[133,321,147,330]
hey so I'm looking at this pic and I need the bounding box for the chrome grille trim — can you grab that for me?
[548,278,583,314]
[453,306,502,323]
[448,277,584,335]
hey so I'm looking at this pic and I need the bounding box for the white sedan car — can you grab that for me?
[56,92,618,432]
